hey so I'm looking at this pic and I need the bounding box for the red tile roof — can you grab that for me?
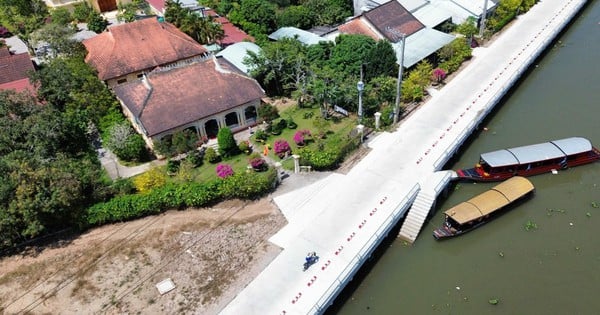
[83,19,207,81]
[0,47,35,93]
[113,57,265,137]
[363,1,424,40]
[205,9,254,46]
[338,18,380,40]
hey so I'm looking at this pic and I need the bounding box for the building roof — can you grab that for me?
[216,42,262,74]
[0,47,36,92]
[363,0,425,40]
[411,3,453,28]
[113,57,265,137]
[400,28,455,67]
[337,18,381,40]
[83,19,207,81]
[268,27,331,46]
[212,14,254,46]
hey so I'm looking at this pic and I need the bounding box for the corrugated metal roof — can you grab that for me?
[268,27,330,46]
[398,28,455,68]
[481,137,594,167]
[216,42,261,74]
[412,4,453,28]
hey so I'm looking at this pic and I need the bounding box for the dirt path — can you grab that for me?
[0,198,285,314]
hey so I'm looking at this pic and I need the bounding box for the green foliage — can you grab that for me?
[277,5,314,29]
[50,7,73,27]
[0,90,107,250]
[217,127,239,157]
[185,149,204,167]
[437,38,472,74]
[87,11,109,34]
[117,0,150,23]
[86,169,277,225]
[456,16,478,39]
[238,140,252,154]
[301,0,352,26]
[205,147,221,164]
[30,24,84,59]
[230,0,277,34]
[105,123,147,162]
[165,0,225,44]
[73,2,93,22]
[287,118,298,129]
[258,103,280,122]
[167,159,181,174]
[330,34,376,76]
[254,129,268,141]
[0,0,48,45]
[364,40,397,80]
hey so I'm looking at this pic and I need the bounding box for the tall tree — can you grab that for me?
[0,0,48,48]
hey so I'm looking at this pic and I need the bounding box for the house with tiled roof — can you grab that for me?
[327,0,455,68]
[113,56,264,148]
[83,18,209,87]
[0,46,36,93]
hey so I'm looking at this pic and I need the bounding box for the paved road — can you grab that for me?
[220,0,588,313]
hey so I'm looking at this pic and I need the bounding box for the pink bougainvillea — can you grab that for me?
[293,129,312,145]
[432,68,447,83]
[250,157,266,171]
[216,163,234,178]
[273,139,291,158]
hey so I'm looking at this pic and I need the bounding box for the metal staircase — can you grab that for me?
[398,170,456,244]
[398,192,436,243]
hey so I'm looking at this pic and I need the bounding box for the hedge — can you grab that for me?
[86,168,277,226]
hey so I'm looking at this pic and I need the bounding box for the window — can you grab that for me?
[117,78,127,84]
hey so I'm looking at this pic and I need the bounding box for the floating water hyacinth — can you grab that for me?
[489,298,499,305]
[525,220,538,231]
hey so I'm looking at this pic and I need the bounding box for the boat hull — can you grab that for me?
[457,147,600,182]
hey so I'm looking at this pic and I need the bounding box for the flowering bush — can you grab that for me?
[432,68,447,84]
[238,140,251,154]
[293,129,311,146]
[273,139,291,158]
[249,157,266,171]
[216,163,234,178]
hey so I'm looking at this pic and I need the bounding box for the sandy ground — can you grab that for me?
[0,198,286,315]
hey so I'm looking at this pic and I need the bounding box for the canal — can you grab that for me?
[331,1,600,314]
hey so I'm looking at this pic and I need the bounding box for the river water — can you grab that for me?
[332,2,600,314]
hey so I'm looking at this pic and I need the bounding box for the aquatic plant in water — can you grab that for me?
[524,220,537,231]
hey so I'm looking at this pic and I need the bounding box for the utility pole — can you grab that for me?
[479,0,489,38]
[393,33,405,124]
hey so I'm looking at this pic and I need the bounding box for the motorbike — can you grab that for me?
[303,252,319,271]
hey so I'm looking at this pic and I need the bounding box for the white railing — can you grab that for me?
[308,184,420,314]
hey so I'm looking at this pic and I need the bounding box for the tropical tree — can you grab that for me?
[117,0,150,22]
[0,0,48,48]
[217,127,239,157]
[50,7,73,27]
[277,5,314,29]
[87,11,109,33]
[456,16,478,46]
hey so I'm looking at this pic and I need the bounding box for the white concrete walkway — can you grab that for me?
[219,0,589,314]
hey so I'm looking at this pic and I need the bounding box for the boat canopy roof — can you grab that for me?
[445,177,534,225]
[480,137,593,167]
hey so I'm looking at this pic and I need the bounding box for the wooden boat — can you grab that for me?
[433,176,534,240]
[457,137,600,182]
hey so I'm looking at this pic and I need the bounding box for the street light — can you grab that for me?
[357,79,364,123]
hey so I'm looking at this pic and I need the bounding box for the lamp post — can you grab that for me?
[357,70,364,124]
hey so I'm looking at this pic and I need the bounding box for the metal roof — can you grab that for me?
[398,28,455,68]
[268,27,330,46]
[446,177,534,224]
[551,137,593,156]
[216,42,261,74]
[480,137,594,167]
[411,3,453,28]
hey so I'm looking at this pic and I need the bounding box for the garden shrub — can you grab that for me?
[258,103,279,123]
[166,159,180,174]
[293,129,311,146]
[250,156,267,171]
[254,129,268,142]
[185,149,203,167]
[287,118,298,129]
[276,119,288,131]
[273,139,291,158]
[86,170,277,226]
[217,127,239,157]
[205,147,221,163]
[216,163,234,178]
[238,140,252,154]
[133,167,167,193]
